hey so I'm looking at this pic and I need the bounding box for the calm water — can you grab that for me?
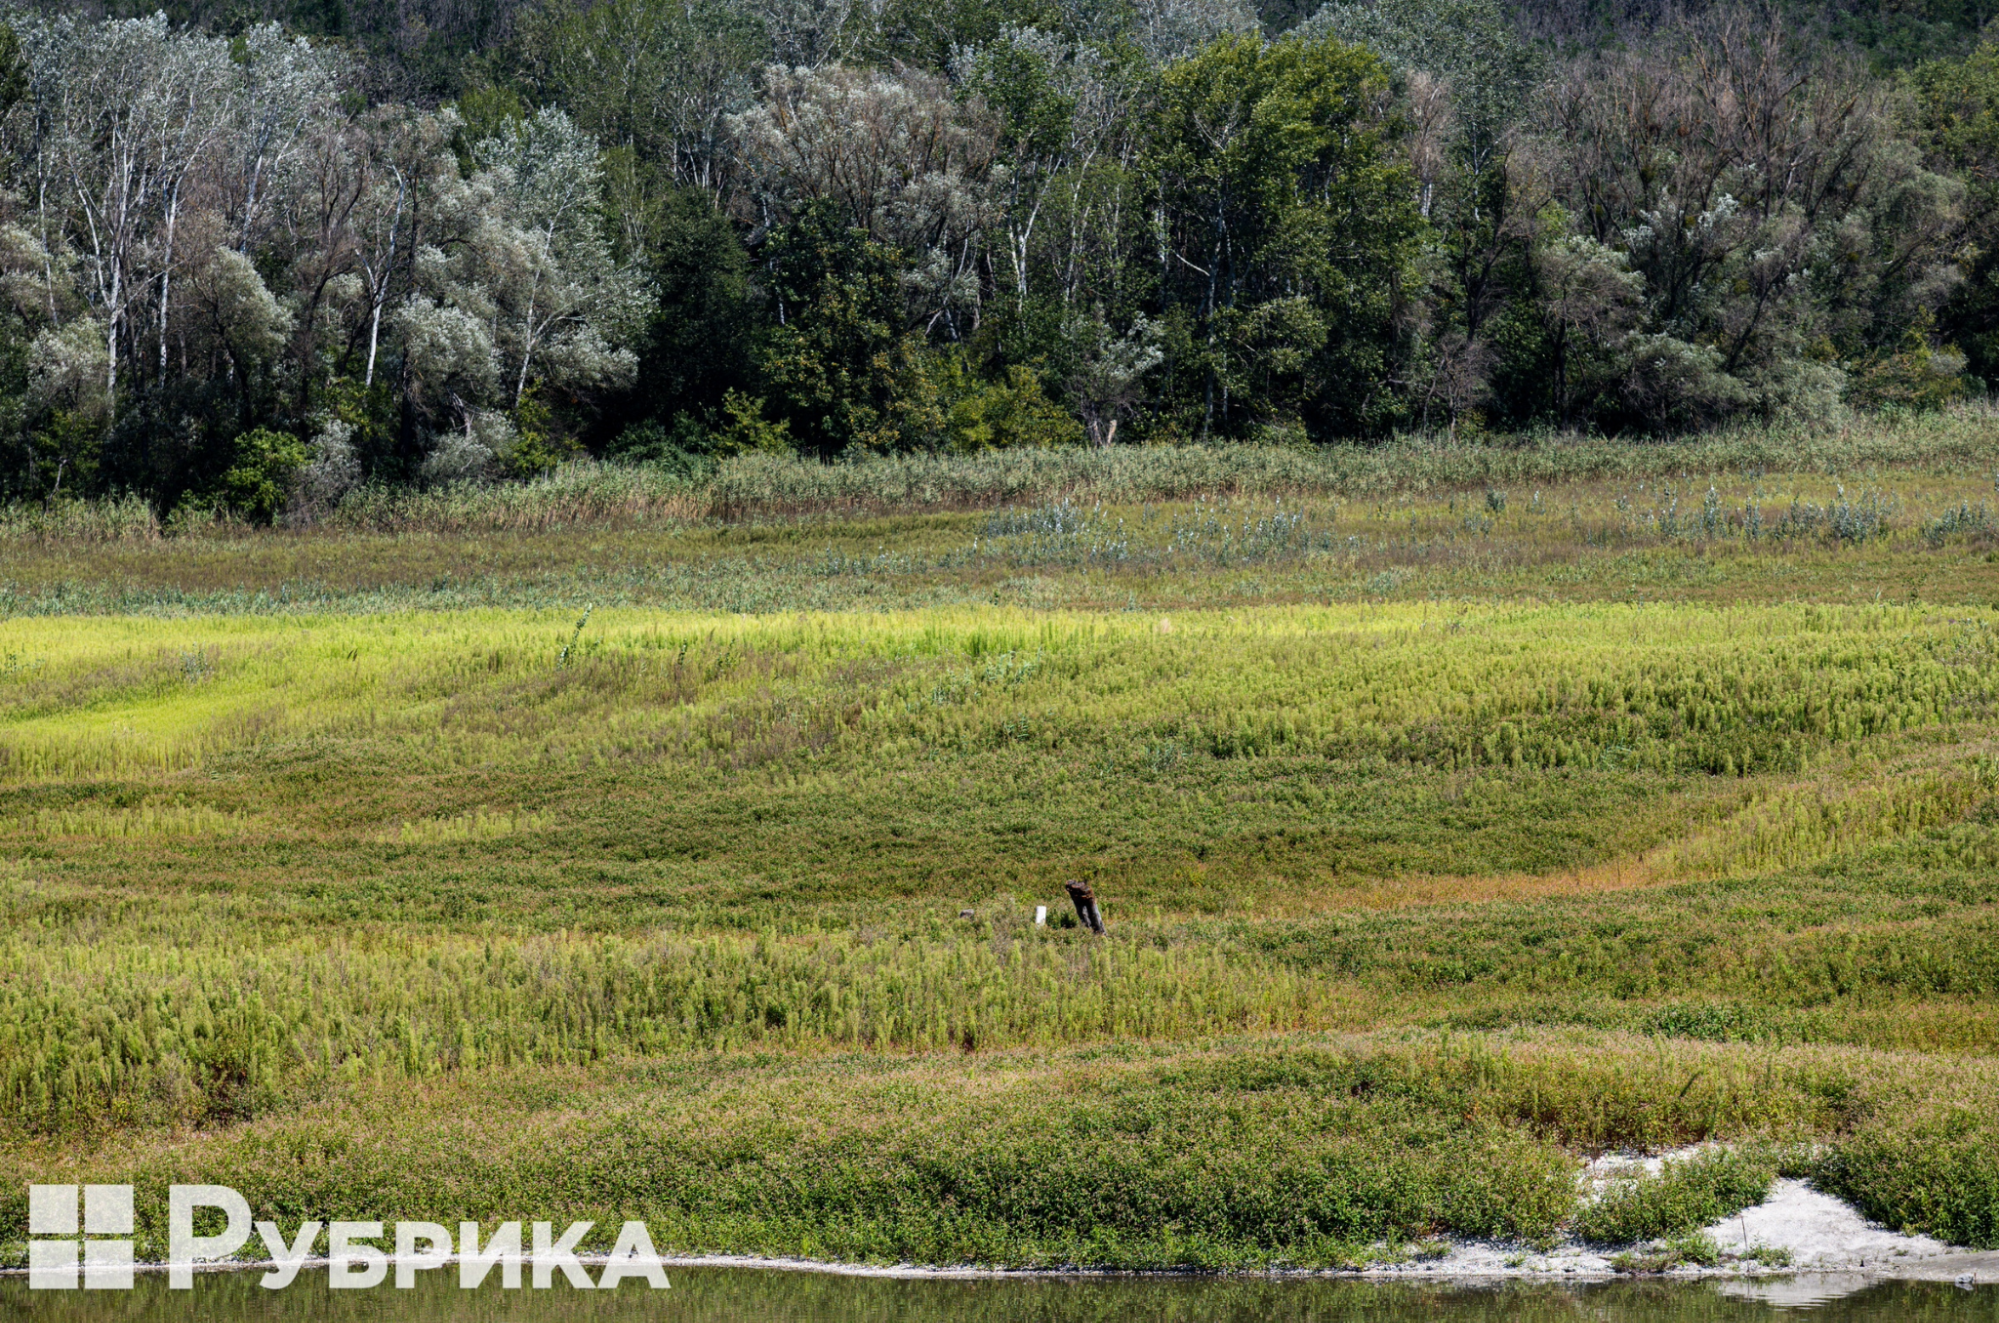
[1,1269,1996,1321]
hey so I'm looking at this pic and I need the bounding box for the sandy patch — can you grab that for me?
[1701,1177,1952,1270]
[1357,1153,1993,1287]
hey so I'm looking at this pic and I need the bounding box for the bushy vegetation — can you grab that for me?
[1573,1150,1776,1247]
[13,0,1999,521]
[4,435,1999,1264]
[1817,1091,1999,1250]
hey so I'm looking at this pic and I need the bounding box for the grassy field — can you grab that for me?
[3,420,1999,1268]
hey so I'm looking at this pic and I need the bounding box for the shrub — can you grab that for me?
[1573,1149,1774,1246]
[1817,1114,1999,1249]
[498,388,583,477]
[941,360,1082,452]
[216,427,308,524]
[712,389,793,457]
[605,416,716,480]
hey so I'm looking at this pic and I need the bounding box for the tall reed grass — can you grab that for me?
[4,603,1988,782]
[4,601,1997,1139]
[9,406,1999,540]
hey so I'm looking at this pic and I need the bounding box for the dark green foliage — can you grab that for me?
[1572,1151,1775,1246]
[508,0,763,193]
[498,389,581,477]
[865,0,1067,74]
[0,22,26,119]
[1820,1112,1999,1248]
[1145,34,1420,438]
[1914,36,1999,386]
[605,416,717,479]
[620,188,757,438]
[15,4,1999,562]
[755,201,941,457]
[451,82,526,147]
[216,427,308,523]
[99,380,255,514]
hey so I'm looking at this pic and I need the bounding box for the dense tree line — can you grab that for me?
[5,0,1999,513]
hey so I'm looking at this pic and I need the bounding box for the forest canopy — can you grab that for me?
[4,0,1999,516]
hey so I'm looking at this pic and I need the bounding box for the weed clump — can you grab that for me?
[1819,1114,1999,1249]
[1574,1149,1774,1247]
[1610,1230,1724,1273]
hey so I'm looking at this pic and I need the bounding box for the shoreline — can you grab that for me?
[5,1246,1993,1286]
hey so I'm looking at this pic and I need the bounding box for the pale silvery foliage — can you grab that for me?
[730,64,999,326]
[420,411,514,485]
[392,292,500,424]
[187,247,296,372]
[297,418,362,509]
[223,24,345,256]
[1619,333,1752,429]
[730,65,999,249]
[420,431,496,485]
[0,224,79,327]
[27,318,111,418]
[1129,0,1257,65]
[0,12,650,498]
[13,14,239,398]
[346,109,465,389]
[1529,13,1963,422]
[1063,309,1163,446]
[23,316,112,496]
[736,0,861,68]
[464,108,645,406]
[1531,234,1643,426]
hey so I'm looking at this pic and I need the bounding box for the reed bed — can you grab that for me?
[8,405,1999,543]
[1,601,1995,1159]
[4,1031,1998,1266]
[0,603,1990,784]
[4,448,1999,1266]
[4,470,1998,624]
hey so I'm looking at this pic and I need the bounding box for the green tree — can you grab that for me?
[510,0,760,194]
[754,201,942,457]
[937,354,1081,451]
[1144,32,1419,438]
[622,187,756,438]
[1913,34,1999,385]
[0,22,27,120]
[1303,0,1543,431]
[1534,11,1960,430]
[216,426,308,523]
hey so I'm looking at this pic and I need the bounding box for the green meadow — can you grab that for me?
[4,425,1999,1267]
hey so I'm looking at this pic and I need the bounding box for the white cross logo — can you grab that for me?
[28,1185,135,1290]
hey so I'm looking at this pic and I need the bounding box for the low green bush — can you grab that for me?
[0,1050,1583,1269]
[1573,1149,1774,1246]
[1818,1114,1999,1249]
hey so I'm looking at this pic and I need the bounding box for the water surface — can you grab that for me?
[3,1268,1996,1321]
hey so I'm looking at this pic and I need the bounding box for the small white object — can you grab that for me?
[29,1240,78,1290]
[1034,906,1047,926]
